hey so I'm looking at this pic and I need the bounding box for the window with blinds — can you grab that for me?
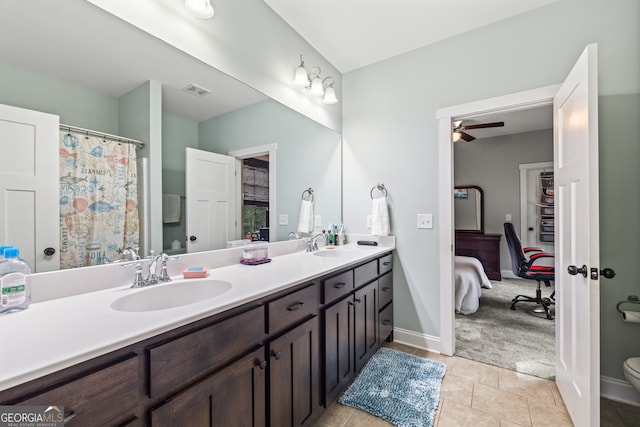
[242,158,269,207]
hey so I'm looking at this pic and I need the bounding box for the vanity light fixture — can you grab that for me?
[185,0,214,18]
[294,54,338,104]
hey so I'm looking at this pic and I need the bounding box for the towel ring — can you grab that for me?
[301,187,314,202]
[370,183,388,199]
[616,295,640,314]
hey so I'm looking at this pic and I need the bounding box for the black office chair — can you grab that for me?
[503,222,555,320]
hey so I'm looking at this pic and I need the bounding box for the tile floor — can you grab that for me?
[315,342,634,427]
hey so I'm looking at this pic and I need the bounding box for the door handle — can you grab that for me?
[43,247,56,256]
[189,235,197,242]
[567,265,588,277]
[590,267,616,280]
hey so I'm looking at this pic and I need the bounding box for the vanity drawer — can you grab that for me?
[378,272,393,310]
[379,303,394,344]
[148,305,265,398]
[379,254,393,275]
[354,260,377,288]
[268,284,318,335]
[19,355,139,427]
[322,270,354,304]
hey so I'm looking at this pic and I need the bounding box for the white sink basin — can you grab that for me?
[111,279,232,312]
[313,249,347,258]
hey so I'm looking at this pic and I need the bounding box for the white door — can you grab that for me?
[0,104,59,272]
[554,43,603,427]
[185,148,237,253]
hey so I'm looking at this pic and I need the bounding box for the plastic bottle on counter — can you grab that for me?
[0,248,32,315]
[0,245,13,261]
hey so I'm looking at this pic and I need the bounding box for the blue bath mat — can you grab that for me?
[338,347,447,427]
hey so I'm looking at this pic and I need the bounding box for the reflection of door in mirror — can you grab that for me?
[454,185,484,233]
[241,157,269,241]
[0,104,59,272]
[185,148,238,253]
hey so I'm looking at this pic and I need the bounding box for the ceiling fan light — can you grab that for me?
[309,76,324,96]
[323,86,338,104]
[452,132,462,142]
[185,0,214,18]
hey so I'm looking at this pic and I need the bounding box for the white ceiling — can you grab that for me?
[263,0,560,73]
[0,0,267,123]
[454,105,553,141]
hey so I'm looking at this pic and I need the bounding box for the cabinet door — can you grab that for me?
[269,317,320,427]
[324,295,355,404]
[151,347,267,427]
[354,281,379,372]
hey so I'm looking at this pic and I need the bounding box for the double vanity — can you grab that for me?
[0,238,394,426]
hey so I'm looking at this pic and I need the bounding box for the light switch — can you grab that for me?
[278,214,288,226]
[314,215,322,227]
[506,213,512,222]
[417,213,433,229]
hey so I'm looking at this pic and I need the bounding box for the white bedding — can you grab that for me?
[455,255,492,315]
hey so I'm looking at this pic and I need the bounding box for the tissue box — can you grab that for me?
[183,267,209,279]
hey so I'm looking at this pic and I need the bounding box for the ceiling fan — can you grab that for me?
[452,120,504,142]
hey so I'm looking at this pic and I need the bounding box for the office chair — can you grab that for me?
[503,222,555,320]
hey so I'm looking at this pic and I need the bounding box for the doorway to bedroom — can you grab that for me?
[451,105,556,380]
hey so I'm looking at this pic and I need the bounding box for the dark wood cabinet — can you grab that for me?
[269,317,320,427]
[323,294,355,404]
[151,347,267,427]
[354,281,379,373]
[455,232,502,280]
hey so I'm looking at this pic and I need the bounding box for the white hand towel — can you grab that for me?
[162,193,181,223]
[297,199,314,234]
[371,197,390,236]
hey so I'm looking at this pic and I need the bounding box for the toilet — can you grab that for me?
[623,357,640,392]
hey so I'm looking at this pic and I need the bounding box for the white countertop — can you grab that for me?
[0,240,394,392]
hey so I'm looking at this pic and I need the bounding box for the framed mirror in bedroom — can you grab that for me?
[454,185,484,233]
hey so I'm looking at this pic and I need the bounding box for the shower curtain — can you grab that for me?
[59,131,139,269]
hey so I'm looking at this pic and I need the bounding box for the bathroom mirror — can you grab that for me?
[454,185,484,233]
[0,1,342,271]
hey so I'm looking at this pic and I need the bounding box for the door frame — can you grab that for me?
[436,84,560,356]
[229,143,278,242]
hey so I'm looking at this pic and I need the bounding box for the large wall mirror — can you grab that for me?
[454,185,484,233]
[0,1,341,272]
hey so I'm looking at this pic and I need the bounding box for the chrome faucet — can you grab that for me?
[288,231,301,240]
[307,231,326,252]
[122,251,178,288]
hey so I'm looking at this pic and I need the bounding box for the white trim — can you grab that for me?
[601,376,640,407]
[229,144,278,242]
[393,327,442,354]
[436,85,559,356]
[519,161,553,248]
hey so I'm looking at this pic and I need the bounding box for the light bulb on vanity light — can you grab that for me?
[323,84,338,105]
[294,55,309,86]
[185,0,214,18]
[309,76,324,96]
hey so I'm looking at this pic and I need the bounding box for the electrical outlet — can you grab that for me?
[314,215,322,227]
[278,214,288,226]
[366,215,372,228]
[417,213,433,229]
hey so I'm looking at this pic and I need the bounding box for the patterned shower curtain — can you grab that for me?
[59,131,139,269]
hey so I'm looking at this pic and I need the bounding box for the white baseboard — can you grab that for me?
[393,327,640,407]
[392,327,442,354]
[601,375,640,407]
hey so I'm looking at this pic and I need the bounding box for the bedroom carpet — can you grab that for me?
[455,277,555,380]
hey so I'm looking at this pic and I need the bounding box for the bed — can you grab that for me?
[455,255,492,315]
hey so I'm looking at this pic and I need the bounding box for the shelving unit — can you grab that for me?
[539,172,554,243]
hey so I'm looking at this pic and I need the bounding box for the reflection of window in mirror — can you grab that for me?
[242,157,269,240]
[454,185,484,233]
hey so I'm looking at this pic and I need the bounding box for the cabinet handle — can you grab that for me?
[382,320,391,325]
[383,261,391,266]
[256,360,267,370]
[286,302,304,311]
[333,282,346,289]
[354,298,362,303]
[64,412,77,424]
[271,350,282,360]
[382,287,390,292]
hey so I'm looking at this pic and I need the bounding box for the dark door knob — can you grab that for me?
[600,268,616,279]
[567,265,588,277]
[43,247,56,256]
[189,235,197,242]
[528,227,534,231]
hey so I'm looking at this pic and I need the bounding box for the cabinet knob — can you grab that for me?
[382,287,390,292]
[257,360,267,370]
[286,302,304,311]
[333,282,346,289]
[382,320,391,325]
[347,301,355,306]
[271,350,282,360]
[354,298,362,303]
